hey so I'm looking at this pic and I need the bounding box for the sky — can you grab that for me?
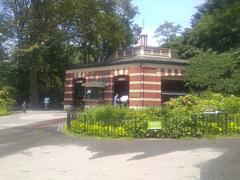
[132,0,206,46]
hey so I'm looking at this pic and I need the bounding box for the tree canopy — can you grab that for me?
[154,21,182,45]
[0,0,140,107]
[155,0,240,95]
[1,0,240,107]
[187,49,240,95]
[184,0,240,95]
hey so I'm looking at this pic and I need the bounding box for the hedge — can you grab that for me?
[69,93,240,138]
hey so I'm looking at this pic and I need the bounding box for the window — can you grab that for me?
[85,87,104,100]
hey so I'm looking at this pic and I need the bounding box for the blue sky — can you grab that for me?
[132,0,206,45]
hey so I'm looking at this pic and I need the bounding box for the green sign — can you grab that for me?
[148,121,162,130]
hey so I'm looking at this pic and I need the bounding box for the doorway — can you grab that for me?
[74,78,86,108]
[113,75,129,105]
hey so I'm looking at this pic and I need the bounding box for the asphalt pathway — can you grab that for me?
[0,111,66,130]
[0,111,240,180]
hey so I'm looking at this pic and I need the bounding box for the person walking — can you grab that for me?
[22,101,27,113]
[113,93,119,106]
[44,97,50,110]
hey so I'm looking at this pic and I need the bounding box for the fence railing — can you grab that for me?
[70,113,134,137]
[69,111,240,138]
[191,113,240,136]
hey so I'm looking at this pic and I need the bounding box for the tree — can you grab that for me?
[186,49,240,95]
[162,28,201,59]
[167,0,240,58]
[59,0,140,63]
[190,0,240,52]
[154,21,182,45]
[0,0,140,107]
[0,1,55,107]
[183,0,240,94]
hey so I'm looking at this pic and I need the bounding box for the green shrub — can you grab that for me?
[165,93,240,137]
[0,87,15,116]
[70,106,130,137]
[124,109,148,138]
[0,108,9,116]
[69,93,240,138]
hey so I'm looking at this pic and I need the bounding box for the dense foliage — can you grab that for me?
[190,0,240,53]
[0,0,140,107]
[187,49,240,95]
[165,0,240,59]
[158,0,240,94]
[1,0,239,107]
[69,93,240,138]
[0,87,15,116]
[154,21,182,45]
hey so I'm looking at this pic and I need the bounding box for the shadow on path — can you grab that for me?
[0,123,240,180]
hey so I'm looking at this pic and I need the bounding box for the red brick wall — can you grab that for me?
[64,64,186,108]
[128,66,161,107]
[64,72,75,106]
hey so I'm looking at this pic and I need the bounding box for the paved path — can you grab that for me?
[0,112,240,180]
[27,118,67,133]
[0,111,66,130]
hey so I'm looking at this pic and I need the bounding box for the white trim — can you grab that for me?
[178,69,181,76]
[64,98,73,101]
[129,98,161,102]
[65,78,73,81]
[125,69,128,75]
[129,89,143,93]
[129,73,160,77]
[130,90,161,93]
[119,69,124,75]
[66,72,161,80]
[130,81,161,85]
[87,75,112,79]
[65,91,73,94]
[65,85,73,88]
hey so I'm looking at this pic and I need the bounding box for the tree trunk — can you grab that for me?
[29,54,39,109]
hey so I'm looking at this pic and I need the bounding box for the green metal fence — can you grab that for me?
[192,112,240,136]
[70,111,240,138]
[71,114,135,137]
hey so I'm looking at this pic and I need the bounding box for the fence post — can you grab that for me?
[107,118,110,136]
[163,113,167,136]
[83,114,86,131]
[193,114,197,137]
[66,105,75,129]
[67,110,71,129]
[134,117,137,138]
[225,113,228,134]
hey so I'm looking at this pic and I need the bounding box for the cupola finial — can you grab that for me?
[139,19,148,47]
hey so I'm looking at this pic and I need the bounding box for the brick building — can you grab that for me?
[64,34,188,109]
